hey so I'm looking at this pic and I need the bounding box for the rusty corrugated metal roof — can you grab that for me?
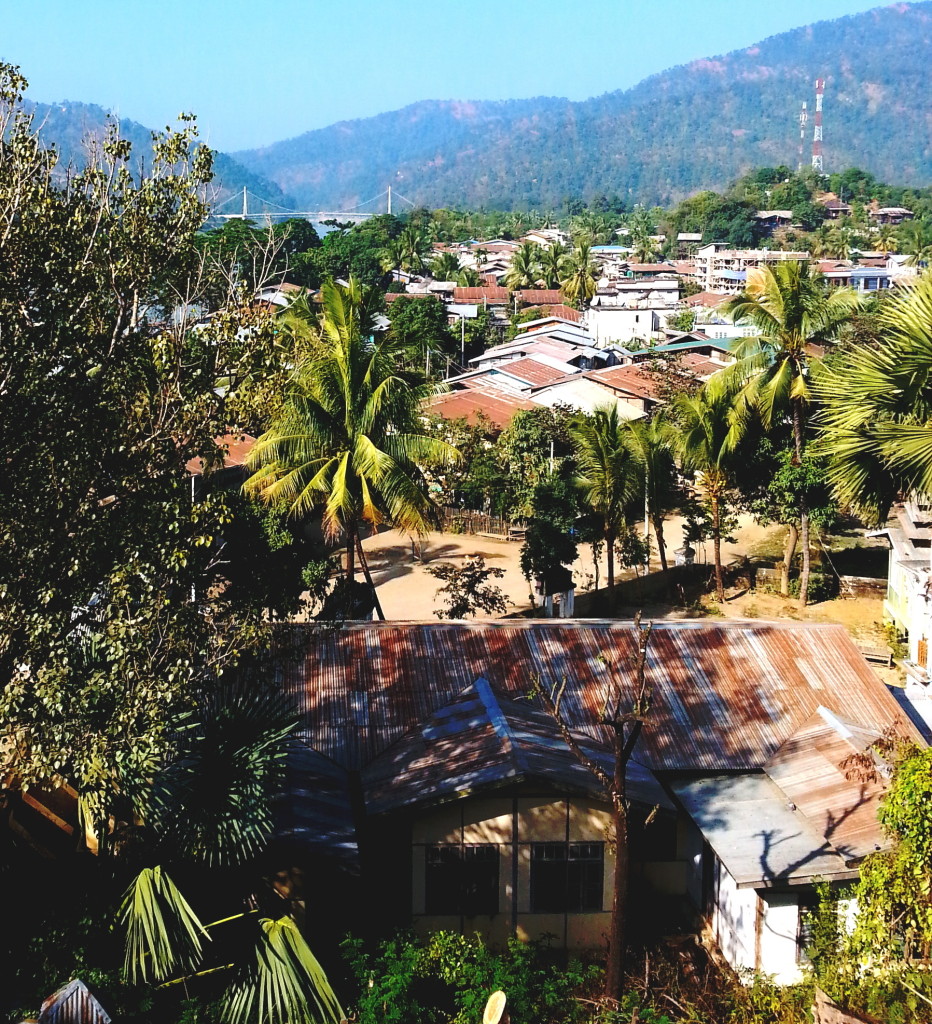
[39,980,110,1024]
[362,676,668,814]
[281,621,921,775]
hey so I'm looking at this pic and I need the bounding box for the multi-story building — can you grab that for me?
[693,243,810,294]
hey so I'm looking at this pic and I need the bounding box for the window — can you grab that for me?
[530,842,604,913]
[425,845,499,916]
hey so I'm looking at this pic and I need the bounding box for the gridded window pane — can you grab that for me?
[425,845,499,915]
[530,842,604,913]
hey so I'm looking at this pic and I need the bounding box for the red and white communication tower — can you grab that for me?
[811,78,825,172]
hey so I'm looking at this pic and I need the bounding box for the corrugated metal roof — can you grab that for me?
[39,980,111,1024]
[492,357,574,387]
[424,388,535,430]
[282,621,920,775]
[764,708,887,864]
[669,773,856,887]
[363,677,669,814]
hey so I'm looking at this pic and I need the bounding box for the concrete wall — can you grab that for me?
[709,858,802,984]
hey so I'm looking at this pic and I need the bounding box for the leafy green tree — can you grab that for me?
[720,261,859,604]
[0,63,279,815]
[816,274,932,523]
[898,218,932,266]
[519,474,579,602]
[498,406,580,518]
[666,308,696,333]
[387,294,454,371]
[245,278,457,616]
[571,407,643,602]
[427,556,509,619]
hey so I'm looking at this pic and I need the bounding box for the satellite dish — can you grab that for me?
[483,991,507,1024]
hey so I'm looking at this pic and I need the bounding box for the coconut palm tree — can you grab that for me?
[560,238,598,308]
[245,278,457,617]
[504,241,542,290]
[571,406,643,604]
[874,222,898,257]
[623,415,680,572]
[456,266,481,287]
[719,262,859,604]
[379,237,406,276]
[899,218,932,267]
[399,224,431,274]
[816,274,932,524]
[431,250,462,281]
[539,241,570,288]
[672,388,742,603]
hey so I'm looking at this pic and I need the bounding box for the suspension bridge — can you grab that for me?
[209,185,417,223]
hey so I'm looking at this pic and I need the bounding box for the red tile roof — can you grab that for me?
[626,263,677,274]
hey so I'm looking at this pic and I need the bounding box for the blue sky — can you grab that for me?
[3,0,900,152]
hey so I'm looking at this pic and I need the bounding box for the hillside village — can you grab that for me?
[7,38,932,1024]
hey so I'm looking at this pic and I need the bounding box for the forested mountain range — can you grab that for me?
[234,1,932,211]
[22,99,293,210]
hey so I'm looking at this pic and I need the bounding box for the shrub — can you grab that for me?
[788,572,838,603]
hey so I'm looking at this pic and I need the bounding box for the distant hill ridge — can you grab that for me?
[232,1,932,210]
[23,98,294,211]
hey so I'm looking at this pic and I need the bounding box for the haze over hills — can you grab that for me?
[234,1,932,211]
[23,99,294,211]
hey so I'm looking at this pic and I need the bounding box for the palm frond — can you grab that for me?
[122,866,208,983]
[221,916,344,1024]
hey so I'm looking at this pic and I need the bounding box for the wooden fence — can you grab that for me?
[441,507,525,540]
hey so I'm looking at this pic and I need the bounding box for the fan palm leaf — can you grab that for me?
[122,866,209,983]
[222,916,344,1024]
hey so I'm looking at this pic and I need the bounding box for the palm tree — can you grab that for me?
[504,241,542,290]
[399,224,431,274]
[899,218,932,267]
[560,238,598,308]
[571,406,643,604]
[431,250,462,281]
[874,222,898,257]
[624,416,680,572]
[816,274,932,524]
[118,680,345,1024]
[719,262,859,604]
[672,389,741,603]
[379,237,406,276]
[539,241,569,288]
[246,278,457,617]
[456,266,481,287]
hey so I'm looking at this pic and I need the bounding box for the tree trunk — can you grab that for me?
[780,523,799,596]
[791,401,811,608]
[799,510,812,608]
[356,531,385,621]
[605,732,628,1003]
[711,496,725,603]
[345,523,356,582]
[606,527,616,607]
[592,542,600,593]
[651,515,668,573]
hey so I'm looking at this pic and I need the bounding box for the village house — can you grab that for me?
[868,206,914,226]
[274,620,919,986]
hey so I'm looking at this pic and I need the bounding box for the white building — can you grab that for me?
[694,244,810,294]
